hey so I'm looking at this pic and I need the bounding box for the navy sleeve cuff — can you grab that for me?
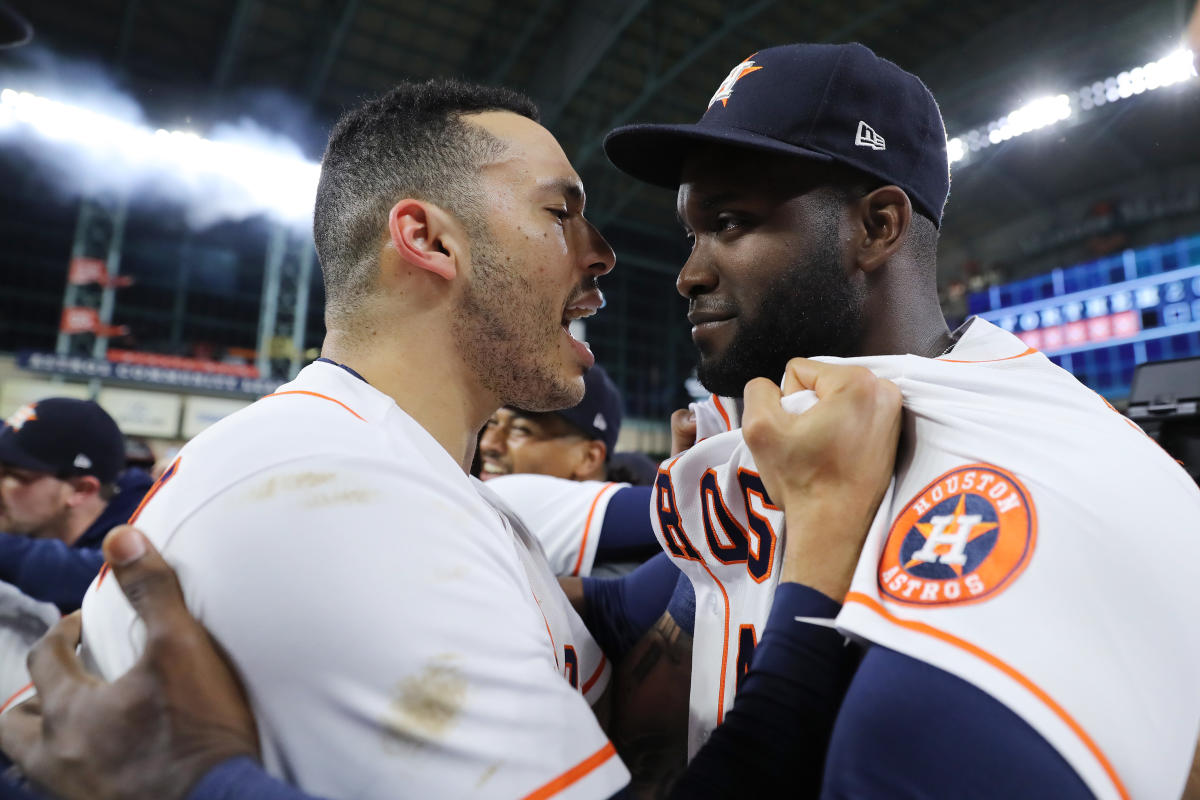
[186,758,329,800]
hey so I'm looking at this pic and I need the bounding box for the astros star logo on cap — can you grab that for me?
[707,54,763,109]
[4,403,37,432]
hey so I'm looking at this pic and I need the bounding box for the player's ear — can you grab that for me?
[387,199,463,281]
[65,475,102,507]
[852,185,911,274]
[571,440,607,481]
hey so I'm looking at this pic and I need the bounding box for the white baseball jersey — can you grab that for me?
[654,318,1200,800]
[0,581,58,706]
[77,361,628,800]
[484,474,627,577]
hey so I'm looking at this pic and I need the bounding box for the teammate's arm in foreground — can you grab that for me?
[0,358,902,800]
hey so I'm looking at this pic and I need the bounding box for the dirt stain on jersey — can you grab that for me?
[383,655,468,754]
[301,488,377,508]
[237,471,379,508]
[241,472,336,503]
[476,761,502,788]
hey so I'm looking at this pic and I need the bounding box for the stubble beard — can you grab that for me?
[697,221,866,396]
[452,229,583,413]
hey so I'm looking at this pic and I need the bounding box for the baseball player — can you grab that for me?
[3,77,903,800]
[601,42,1200,799]
[69,82,629,800]
[480,364,660,577]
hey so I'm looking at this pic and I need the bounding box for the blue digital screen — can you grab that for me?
[967,233,1200,398]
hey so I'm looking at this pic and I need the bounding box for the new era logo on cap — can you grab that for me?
[855,120,886,150]
[593,413,607,431]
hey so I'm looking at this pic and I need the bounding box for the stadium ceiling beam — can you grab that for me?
[487,0,557,86]
[304,0,362,104]
[570,0,780,172]
[525,0,655,129]
[114,0,140,69]
[211,0,259,95]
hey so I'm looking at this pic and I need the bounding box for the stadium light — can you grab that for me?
[948,47,1196,166]
[0,88,320,224]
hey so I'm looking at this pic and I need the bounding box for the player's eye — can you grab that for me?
[548,208,569,223]
[715,213,743,232]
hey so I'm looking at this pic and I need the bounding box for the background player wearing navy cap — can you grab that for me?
[0,398,151,612]
[481,364,662,577]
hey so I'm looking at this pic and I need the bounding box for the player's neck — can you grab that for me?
[321,328,495,473]
[857,287,953,359]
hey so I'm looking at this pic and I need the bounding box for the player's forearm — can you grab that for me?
[0,533,104,612]
[779,499,878,602]
[609,610,692,799]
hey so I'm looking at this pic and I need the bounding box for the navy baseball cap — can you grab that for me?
[604,42,951,226]
[0,398,125,483]
[556,365,623,456]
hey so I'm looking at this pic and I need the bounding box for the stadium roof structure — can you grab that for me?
[2,0,1198,413]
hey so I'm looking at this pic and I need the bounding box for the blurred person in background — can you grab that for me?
[480,364,661,576]
[0,398,152,613]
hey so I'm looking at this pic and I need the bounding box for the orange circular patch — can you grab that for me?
[878,463,1036,607]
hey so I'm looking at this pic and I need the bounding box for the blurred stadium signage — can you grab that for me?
[17,350,279,396]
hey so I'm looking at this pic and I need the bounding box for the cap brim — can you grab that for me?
[0,432,56,474]
[0,3,31,49]
[603,123,834,189]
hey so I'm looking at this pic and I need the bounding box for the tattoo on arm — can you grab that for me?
[611,611,693,800]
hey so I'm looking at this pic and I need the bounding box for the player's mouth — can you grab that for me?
[561,290,604,367]
[688,308,735,333]
[478,460,509,481]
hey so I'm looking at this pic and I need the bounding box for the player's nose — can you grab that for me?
[579,218,615,277]
[479,424,507,456]
[676,250,717,299]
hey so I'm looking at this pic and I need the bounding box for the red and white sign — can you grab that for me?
[67,257,134,288]
[59,307,130,337]
[106,349,260,378]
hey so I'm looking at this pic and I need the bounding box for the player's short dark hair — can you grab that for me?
[313,79,539,325]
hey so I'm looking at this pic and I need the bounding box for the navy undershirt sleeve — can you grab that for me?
[665,569,695,636]
[821,646,1092,799]
[580,551,680,661]
[594,486,659,563]
[0,534,104,612]
[669,583,861,799]
[186,757,330,800]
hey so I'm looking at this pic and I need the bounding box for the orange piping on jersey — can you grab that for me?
[521,741,618,800]
[697,558,732,725]
[939,346,1037,364]
[262,390,366,421]
[533,595,559,666]
[581,652,607,695]
[662,455,734,724]
[843,592,1130,800]
[571,482,617,576]
[98,455,182,588]
[0,682,33,715]
[712,394,733,431]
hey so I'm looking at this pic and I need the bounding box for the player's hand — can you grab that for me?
[0,525,259,800]
[670,408,697,456]
[742,358,902,601]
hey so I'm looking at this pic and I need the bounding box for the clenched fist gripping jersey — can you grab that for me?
[656,319,1200,800]
[78,361,628,800]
